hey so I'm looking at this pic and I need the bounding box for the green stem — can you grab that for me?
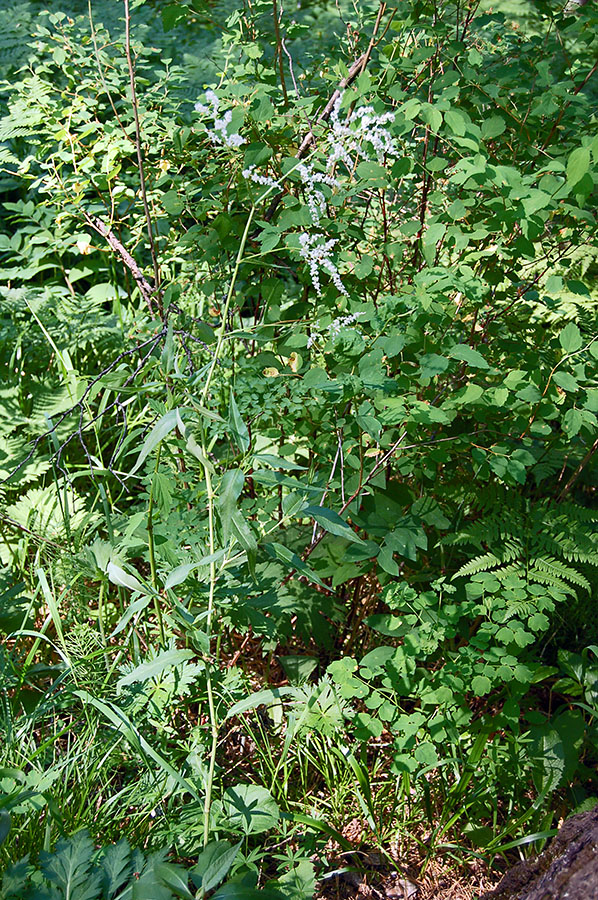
[198,203,261,854]
[97,579,109,666]
[201,205,257,405]
[148,443,166,646]
[202,445,218,849]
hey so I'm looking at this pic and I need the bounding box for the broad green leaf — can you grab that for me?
[559,322,582,353]
[39,830,98,898]
[448,344,489,369]
[471,675,492,695]
[264,542,325,586]
[217,469,244,544]
[155,862,194,899]
[277,860,316,900]
[566,147,590,187]
[190,841,242,894]
[279,655,318,684]
[253,454,307,470]
[302,505,365,544]
[222,784,280,834]
[553,371,578,392]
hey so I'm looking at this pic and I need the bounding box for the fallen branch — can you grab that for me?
[82,211,156,312]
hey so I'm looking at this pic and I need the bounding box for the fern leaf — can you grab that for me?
[453,552,502,579]
[531,557,590,591]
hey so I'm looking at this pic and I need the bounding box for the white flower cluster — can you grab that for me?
[307,311,364,348]
[329,310,363,335]
[299,232,348,297]
[326,93,396,166]
[194,90,245,148]
[242,165,280,188]
[296,163,339,225]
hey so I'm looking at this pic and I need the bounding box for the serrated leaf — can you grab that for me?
[189,841,242,894]
[101,839,132,898]
[40,830,100,899]
[559,322,582,353]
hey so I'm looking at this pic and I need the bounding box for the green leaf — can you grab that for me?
[107,562,148,595]
[0,811,10,846]
[117,649,195,689]
[161,4,188,30]
[162,190,185,216]
[229,393,249,453]
[222,784,280,834]
[277,860,316,900]
[481,116,506,139]
[448,344,489,369]
[226,687,295,719]
[302,505,364,544]
[279,655,318,684]
[39,830,97,898]
[559,322,582,353]
[264,542,325,586]
[553,371,578,392]
[101,840,133,898]
[190,841,242,894]
[471,675,492,695]
[129,409,182,476]
[566,147,590,188]
[217,468,245,545]
[155,862,194,899]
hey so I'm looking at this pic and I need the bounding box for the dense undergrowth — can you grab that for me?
[0,0,597,896]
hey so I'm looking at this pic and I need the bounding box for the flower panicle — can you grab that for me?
[298,232,348,297]
[194,90,245,148]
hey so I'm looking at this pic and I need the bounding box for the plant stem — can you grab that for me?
[123,0,162,316]
[147,443,166,646]
[201,442,218,849]
[201,206,257,405]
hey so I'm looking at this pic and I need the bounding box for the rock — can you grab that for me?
[386,877,418,898]
[480,805,598,900]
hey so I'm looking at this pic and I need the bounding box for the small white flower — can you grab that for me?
[296,163,339,225]
[194,90,245,148]
[298,232,348,296]
[325,93,396,169]
[242,165,280,188]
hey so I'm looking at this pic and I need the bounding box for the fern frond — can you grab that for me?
[453,552,502,579]
[530,557,590,591]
